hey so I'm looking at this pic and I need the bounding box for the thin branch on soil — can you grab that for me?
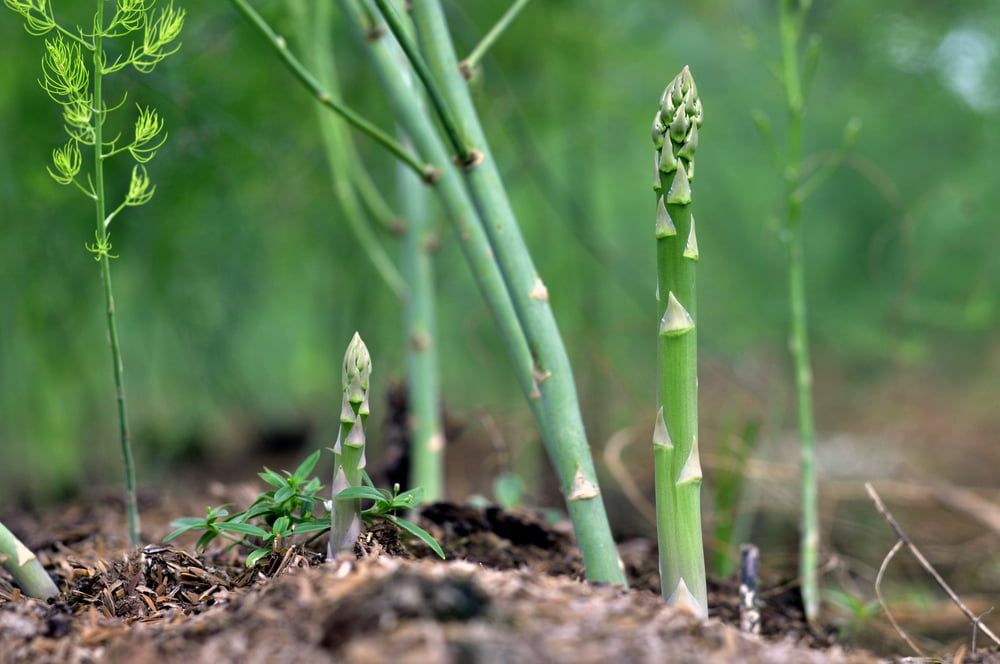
[874,539,925,656]
[865,482,1000,649]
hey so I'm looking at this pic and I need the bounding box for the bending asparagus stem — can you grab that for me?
[0,521,58,600]
[381,0,626,586]
[653,66,707,617]
[329,333,372,556]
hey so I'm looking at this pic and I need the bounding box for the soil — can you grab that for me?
[3,466,999,664]
[0,488,904,664]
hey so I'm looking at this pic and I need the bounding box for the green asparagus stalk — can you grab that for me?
[652,66,707,616]
[397,141,445,501]
[379,0,626,586]
[777,0,820,623]
[0,521,58,600]
[329,333,372,556]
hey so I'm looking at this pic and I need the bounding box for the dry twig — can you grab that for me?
[865,482,1000,651]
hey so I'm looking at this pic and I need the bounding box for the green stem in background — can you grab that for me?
[386,0,627,587]
[93,1,139,548]
[778,0,819,623]
[0,521,59,600]
[398,142,445,500]
[289,0,405,297]
[652,67,707,616]
[329,333,372,556]
[225,0,437,183]
[458,0,533,80]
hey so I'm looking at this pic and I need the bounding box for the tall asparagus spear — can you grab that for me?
[652,66,707,617]
[0,521,58,600]
[329,333,372,556]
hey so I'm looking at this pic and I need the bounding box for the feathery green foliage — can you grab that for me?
[329,332,372,556]
[0,520,58,599]
[4,0,186,547]
[652,66,707,617]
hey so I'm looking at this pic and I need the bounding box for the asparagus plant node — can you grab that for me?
[666,577,705,618]
[568,467,600,501]
[675,437,704,486]
[655,197,676,238]
[683,219,700,260]
[659,293,695,337]
[653,407,672,449]
[529,277,549,302]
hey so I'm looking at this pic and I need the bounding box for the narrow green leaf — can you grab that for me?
[335,486,385,502]
[293,449,322,480]
[293,521,331,535]
[218,522,269,538]
[258,469,286,489]
[274,485,296,504]
[163,520,204,542]
[246,548,271,568]
[395,487,425,507]
[195,530,219,551]
[272,516,291,535]
[385,515,445,559]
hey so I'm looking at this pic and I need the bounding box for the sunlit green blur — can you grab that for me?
[0,0,997,501]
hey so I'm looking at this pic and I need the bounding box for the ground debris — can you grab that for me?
[0,493,894,663]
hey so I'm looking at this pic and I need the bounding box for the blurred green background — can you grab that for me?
[0,0,997,504]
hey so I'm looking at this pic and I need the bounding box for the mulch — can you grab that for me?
[0,489,985,663]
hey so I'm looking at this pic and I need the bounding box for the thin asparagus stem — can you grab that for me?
[329,333,372,556]
[93,0,139,548]
[289,0,405,297]
[338,0,543,456]
[387,0,627,586]
[653,66,707,617]
[459,0,533,79]
[373,0,474,167]
[0,521,59,600]
[777,0,820,623]
[225,0,437,182]
[398,142,445,500]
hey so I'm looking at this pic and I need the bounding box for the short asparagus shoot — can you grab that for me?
[652,66,707,617]
[3,0,186,547]
[0,521,59,600]
[329,333,372,557]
